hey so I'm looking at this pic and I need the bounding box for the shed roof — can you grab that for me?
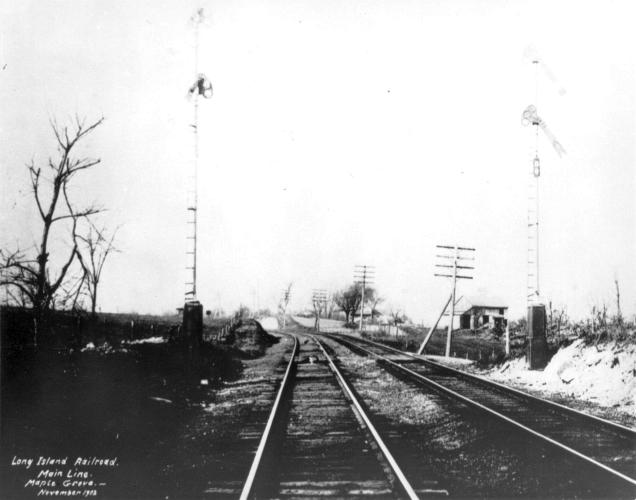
[455,295,508,311]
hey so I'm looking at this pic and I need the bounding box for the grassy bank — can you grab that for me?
[362,326,507,364]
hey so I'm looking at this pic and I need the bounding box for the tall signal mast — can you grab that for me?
[527,58,541,305]
[185,8,212,302]
[522,54,565,305]
[182,8,212,346]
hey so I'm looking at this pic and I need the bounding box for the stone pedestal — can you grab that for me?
[527,304,548,369]
[182,301,203,347]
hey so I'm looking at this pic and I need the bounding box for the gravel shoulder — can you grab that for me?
[318,333,633,498]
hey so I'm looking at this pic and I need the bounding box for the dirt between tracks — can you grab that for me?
[1,321,288,499]
[319,336,625,499]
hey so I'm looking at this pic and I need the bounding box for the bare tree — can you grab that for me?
[0,116,104,342]
[368,291,381,322]
[326,292,337,319]
[591,303,609,345]
[235,304,251,320]
[332,291,346,321]
[390,309,406,336]
[547,301,569,342]
[57,269,88,312]
[75,223,119,315]
[333,284,362,324]
[614,278,623,326]
[0,248,37,306]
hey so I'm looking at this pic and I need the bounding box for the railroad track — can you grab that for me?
[239,333,445,499]
[327,332,636,497]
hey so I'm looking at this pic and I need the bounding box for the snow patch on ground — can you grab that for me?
[292,316,347,332]
[258,316,278,331]
[126,336,166,345]
[484,340,636,415]
[149,396,172,404]
[424,354,476,367]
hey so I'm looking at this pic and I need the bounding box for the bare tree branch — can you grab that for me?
[52,206,102,222]
[0,115,105,340]
[28,163,46,219]
[65,158,101,178]
[47,182,80,297]
[75,221,119,315]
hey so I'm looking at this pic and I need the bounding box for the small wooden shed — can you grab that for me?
[455,296,508,331]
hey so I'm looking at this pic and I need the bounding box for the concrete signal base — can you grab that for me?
[182,300,203,348]
[527,304,548,370]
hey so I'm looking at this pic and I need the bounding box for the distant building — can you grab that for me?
[352,305,375,320]
[455,296,508,331]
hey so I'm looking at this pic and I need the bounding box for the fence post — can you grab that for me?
[505,322,510,357]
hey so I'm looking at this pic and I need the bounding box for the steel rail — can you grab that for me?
[332,332,636,435]
[329,334,636,487]
[312,336,421,500]
[239,335,299,500]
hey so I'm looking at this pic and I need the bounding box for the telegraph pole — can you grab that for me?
[434,245,475,357]
[354,265,374,332]
[447,248,458,357]
[280,283,292,329]
[312,289,327,332]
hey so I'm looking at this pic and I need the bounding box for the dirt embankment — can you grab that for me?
[476,340,636,425]
[0,316,282,499]
[222,319,278,357]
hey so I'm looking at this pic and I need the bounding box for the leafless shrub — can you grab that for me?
[1,116,105,344]
[75,223,120,315]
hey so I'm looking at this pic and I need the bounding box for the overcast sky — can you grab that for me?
[1,0,634,323]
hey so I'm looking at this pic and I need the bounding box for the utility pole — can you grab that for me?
[354,265,374,332]
[280,283,292,329]
[434,245,475,357]
[312,289,327,332]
